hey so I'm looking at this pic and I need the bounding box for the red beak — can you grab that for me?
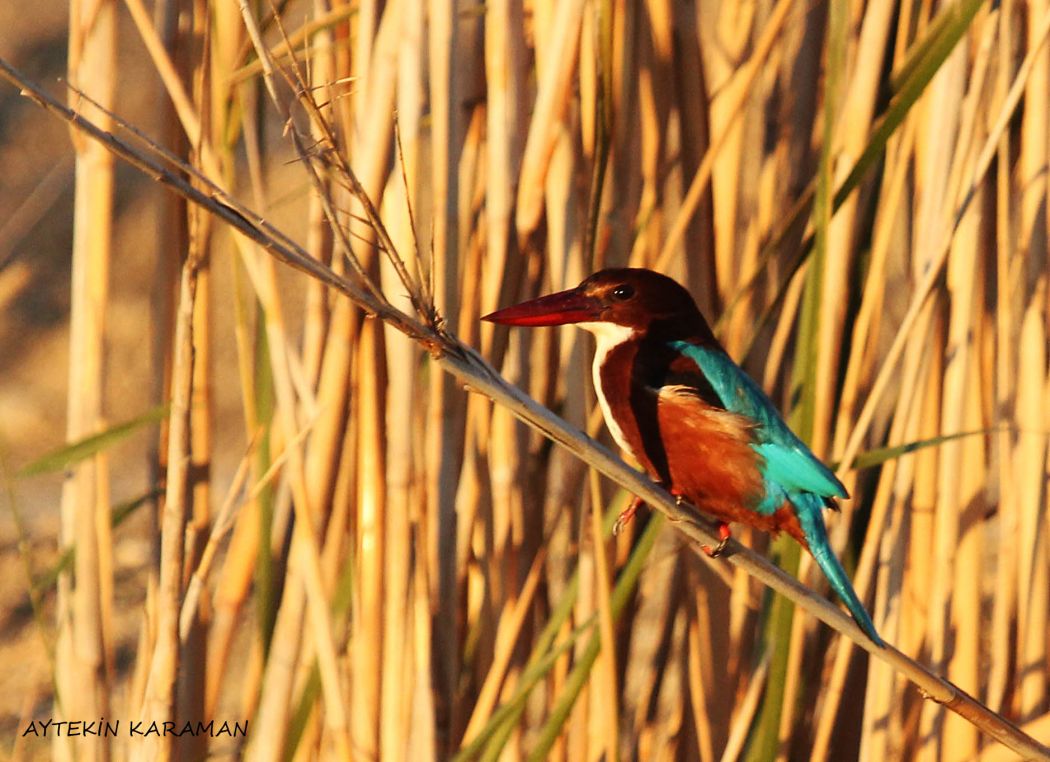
[482,288,601,326]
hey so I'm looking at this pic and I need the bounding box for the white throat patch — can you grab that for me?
[576,322,638,456]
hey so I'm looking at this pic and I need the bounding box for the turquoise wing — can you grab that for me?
[669,341,847,513]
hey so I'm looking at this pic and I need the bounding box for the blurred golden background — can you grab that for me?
[1,0,1048,759]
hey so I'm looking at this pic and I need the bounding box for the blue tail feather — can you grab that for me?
[795,499,883,646]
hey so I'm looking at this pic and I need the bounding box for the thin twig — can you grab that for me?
[264,5,433,324]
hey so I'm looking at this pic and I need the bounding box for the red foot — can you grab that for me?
[613,496,644,536]
[701,523,732,557]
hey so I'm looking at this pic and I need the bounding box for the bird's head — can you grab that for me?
[482,268,708,339]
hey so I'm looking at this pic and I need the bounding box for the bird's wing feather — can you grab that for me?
[668,341,847,504]
[666,342,878,643]
[650,384,769,513]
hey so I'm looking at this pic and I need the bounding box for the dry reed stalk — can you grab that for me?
[300,217,330,390]
[379,131,422,762]
[664,5,715,314]
[229,229,311,750]
[812,0,895,456]
[1014,0,1050,725]
[547,127,591,762]
[410,518,438,759]
[917,338,955,762]
[832,121,916,463]
[122,0,221,181]
[767,5,853,744]
[772,612,809,761]
[864,221,944,751]
[599,0,639,271]
[120,29,291,731]
[300,2,337,391]
[1018,0,1050,264]
[911,310,945,660]
[733,254,809,702]
[578,0,597,163]
[135,253,200,762]
[630,68,659,267]
[128,585,157,738]
[480,0,525,354]
[938,164,987,762]
[650,610,688,757]
[986,0,1019,717]
[849,486,907,762]
[862,380,928,760]
[487,384,530,635]
[147,0,182,654]
[177,22,218,757]
[378,71,425,762]
[319,2,397,751]
[1015,291,1049,719]
[809,124,918,750]
[421,0,470,732]
[621,531,680,743]
[446,165,489,733]
[719,653,770,762]
[237,12,361,760]
[514,0,585,244]
[587,470,619,762]
[58,1,117,761]
[669,0,795,308]
[459,545,549,745]
[722,29,781,348]
[573,549,595,762]
[534,213,589,652]
[744,148,779,334]
[686,580,717,762]
[179,445,252,640]
[228,5,356,86]
[837,3,1050,514]
[457,108,506,741]
[247,558,308,760]
[697,1,749,307]
[353,317,387,759]
[204,260,267,723]
[919,22,991,756]
[305,293,353,541]
[636,0,669,263]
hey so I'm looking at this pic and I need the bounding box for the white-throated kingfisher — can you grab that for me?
[483,268,881,644]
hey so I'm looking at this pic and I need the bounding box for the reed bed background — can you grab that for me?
[1,0,1049,759]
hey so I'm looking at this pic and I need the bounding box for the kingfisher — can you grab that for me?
[483,268,881,644]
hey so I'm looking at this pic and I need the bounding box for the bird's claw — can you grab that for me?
[613,496,643,536]
[701,523,732,558]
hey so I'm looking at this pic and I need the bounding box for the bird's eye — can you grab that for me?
[611,284,635,301]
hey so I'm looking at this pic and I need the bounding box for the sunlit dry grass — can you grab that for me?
[4,0,1050,760]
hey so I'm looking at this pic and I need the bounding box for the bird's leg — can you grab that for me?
[613,495,643,536]
[666,493,729,555]
[667,493,687,522]
[701,523,732,558]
